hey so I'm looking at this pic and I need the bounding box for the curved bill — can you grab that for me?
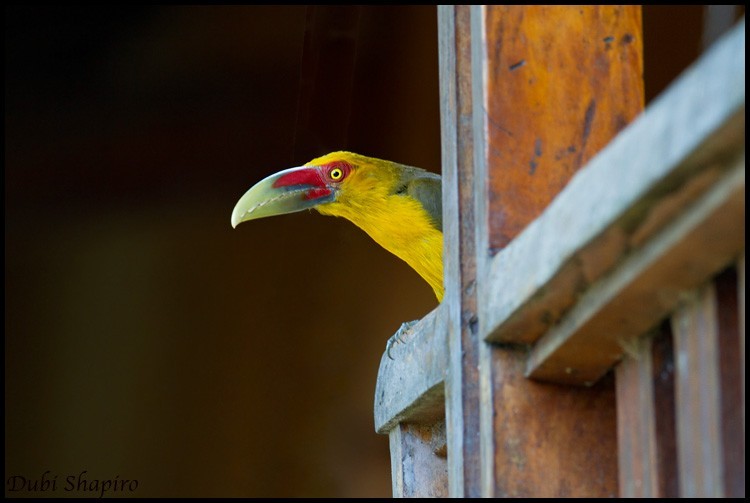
[231,166,334,228]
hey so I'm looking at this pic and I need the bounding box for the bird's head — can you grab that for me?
[231,151,396,228]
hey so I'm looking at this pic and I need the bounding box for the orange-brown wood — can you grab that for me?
[474,5,644,496]
[615,325,678,497]
[488,351,618,497]
[671,282,724,496]
[481,6,644,250]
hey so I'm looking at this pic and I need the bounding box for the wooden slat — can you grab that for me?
[615,335,658,497]
[672,283,724,497]
[373,304,446,434]
[650,327,680,497]
[438,5,481,497]
[526,159,745,384]
[714,267,745,497]
[615,325,678,497]
[389,422,448,498]
[471,5,636,496]
[739,255,745,440]
[483,19,745,347]
[670,270,745,497]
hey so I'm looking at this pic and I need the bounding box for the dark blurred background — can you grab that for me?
[5,5,732,498]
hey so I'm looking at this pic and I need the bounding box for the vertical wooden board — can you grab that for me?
[481,6,644,250]
[472,5,642,496]
[739,256,745,444]
[489,348,618,497]
[439,5,482,497]
[615,325,679,497]
[388,422,449,498]
[615,336,657,497]
[671,283,724,497]
[714,267,745,497]
[650,326,679,497]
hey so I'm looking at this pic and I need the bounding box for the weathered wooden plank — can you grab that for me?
[671,283,724,497]
[615,335,658,497]
[615,325,678,497]
[714,267,745,497]
[479,5,644,252]
[483,19,745,346]
[438,5,481,497]
[485,349,618,497]
[471,5,633,496]
[650,327,680,497]
[526,159,745,384]
[670,269,745,497]
[739,255,745,441]
[389,422,448,498]
[373,304,446,435]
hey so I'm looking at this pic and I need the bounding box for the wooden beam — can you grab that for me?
[389,422,448,498]
[438,5,482,497]
[373,304,446,435]
[526,158,745,384]
[672,283,724,497]
[714,267,745,497]
[471,6,638,496]
[615,325,678,497]
[739,255,745,442]
[671,270,746,497]
[483,19,745,347]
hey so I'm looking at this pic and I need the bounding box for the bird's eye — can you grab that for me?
[326,161,352,182]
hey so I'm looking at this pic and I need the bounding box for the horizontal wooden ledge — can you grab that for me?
[374,303,447,434]
[527,157,744,385]
[482,19,745,351]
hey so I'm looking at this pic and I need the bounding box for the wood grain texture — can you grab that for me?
[487,349,618,497]
[480,6,644,251]
[389,422,448,498]
[483,19,745,346]
[374,304,447,435]
[672,284,724,497]
[714,267,745,497]
[470,6,636,496]
[439,4,483,497]
[615,325,678,497]
[526,159,745,384]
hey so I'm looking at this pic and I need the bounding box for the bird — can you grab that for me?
[231,151,443,356]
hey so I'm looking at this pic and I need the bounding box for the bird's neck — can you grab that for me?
[318,187,444,301]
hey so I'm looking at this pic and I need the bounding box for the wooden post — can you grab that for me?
[470,6,644,496]
[380,7,743,498]
[389,423,448,498]
[438,5,481,497]
[672,268,745,497]
[615,326,678,497]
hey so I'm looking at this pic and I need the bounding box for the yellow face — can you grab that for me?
[232,150,444,301]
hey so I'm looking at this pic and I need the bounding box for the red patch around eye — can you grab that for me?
[324,161,353,180]
[273,168,325,188]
